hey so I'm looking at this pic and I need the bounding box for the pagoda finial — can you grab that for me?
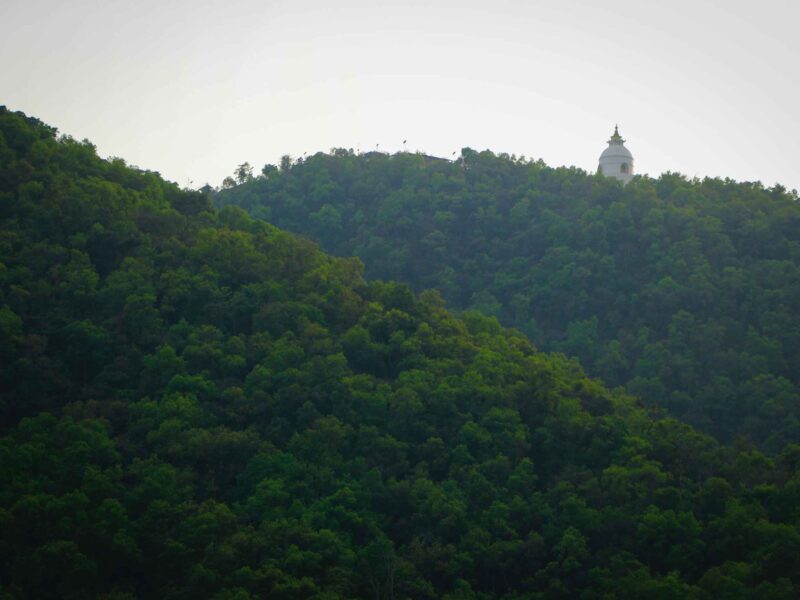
[609,125,625,144]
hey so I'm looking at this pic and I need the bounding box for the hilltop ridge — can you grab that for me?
[218,148,800,451]
[1,108,799,598]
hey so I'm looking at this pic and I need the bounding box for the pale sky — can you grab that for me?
[2,0,799,191]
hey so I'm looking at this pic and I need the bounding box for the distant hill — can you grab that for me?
[1,109,799,598]
[218,149,800,451]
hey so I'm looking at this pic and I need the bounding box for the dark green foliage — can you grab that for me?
[217,149,800,451]
[1,108,799,598]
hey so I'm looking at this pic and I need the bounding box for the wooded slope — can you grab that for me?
[1,110,798,598]
[219,149,800,451]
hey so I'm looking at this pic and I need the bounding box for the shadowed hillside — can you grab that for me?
[1,109,799,598]
[218,149,800,451]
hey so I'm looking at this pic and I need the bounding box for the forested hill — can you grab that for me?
[2,107,800,598]
[217,150,800,451]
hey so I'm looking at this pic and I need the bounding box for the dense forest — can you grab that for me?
[217,150,800,452]
[1,108,799,598]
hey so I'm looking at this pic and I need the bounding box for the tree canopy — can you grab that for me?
[1,108,799,598]
[218,148,800,451]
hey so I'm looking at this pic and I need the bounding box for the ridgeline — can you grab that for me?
[1,110,799,598]
[218,149,800,451]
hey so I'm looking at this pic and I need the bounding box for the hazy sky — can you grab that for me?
[2,0,799,191]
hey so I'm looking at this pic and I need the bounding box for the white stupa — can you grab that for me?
[598,125,634,184]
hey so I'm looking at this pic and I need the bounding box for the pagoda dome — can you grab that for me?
[599,141,633,161]
[598,125,634,184]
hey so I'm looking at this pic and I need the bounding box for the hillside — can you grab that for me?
[1,109,799,598]
[217,149,800,451]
